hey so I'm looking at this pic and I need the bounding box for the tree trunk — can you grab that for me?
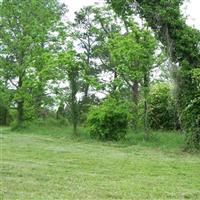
[112,70,118,91]
[71,97,78,136]
[143,72,150,132]
[132,80,139,105]
[69,69,79,136]
[35,96,43,118]
[73,122,77,136]
[144,100,148,131]
[0,107,8,125]
[132,80,139,129]
[17,76,24,127]
[17,100,24,125]
[84,83,89,100]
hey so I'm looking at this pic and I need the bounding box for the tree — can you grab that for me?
[0,0,65,127]
[108,23,157,129]
[73,6,99,103]
[107,0,200,149]
[92,5,123,92]
[0,80,11,125]
[148,82,179,130]
[58,50,81,135]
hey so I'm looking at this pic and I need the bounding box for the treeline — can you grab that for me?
[0,0,199,150]
[108,0,200,149]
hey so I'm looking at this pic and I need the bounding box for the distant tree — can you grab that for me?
[92,5,123,92]
[108,23,157,129]
[56,101,65,119]
[73,6,100,103]
[58,50,81,135]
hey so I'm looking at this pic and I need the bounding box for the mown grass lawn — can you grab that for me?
[0,126,200,200]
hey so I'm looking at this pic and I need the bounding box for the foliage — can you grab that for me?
[57,50,82,135]
[78,94,100,123]
[148,82,179,130]
[87,97,131,140]
[0,0,65,126]
[182,68,200,149]
[73,6,101,102]
[107,0,200,149]
[56,101,66,119]
[108,22,157,129]
[0,0,199,150]
[108,23,157,84]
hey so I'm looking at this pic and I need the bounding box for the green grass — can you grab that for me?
[1,125,200,199]
[123,130,185,150]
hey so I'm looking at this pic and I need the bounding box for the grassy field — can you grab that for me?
[1,125,200,199]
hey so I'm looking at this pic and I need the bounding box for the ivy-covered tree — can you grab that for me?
[107,0,200,149]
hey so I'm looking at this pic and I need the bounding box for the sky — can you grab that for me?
[61,0,200,30]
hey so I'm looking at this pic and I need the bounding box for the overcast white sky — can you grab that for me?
[60,0,200,30]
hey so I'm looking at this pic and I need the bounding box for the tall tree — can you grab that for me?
[73,6,99,101]
[108,23,157,128]
[92,5,123,92]
[0,0,65,127]
[107,0,200,148]
[58,50,81,135]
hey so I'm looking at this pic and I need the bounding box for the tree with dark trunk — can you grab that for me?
[0,0,65,127]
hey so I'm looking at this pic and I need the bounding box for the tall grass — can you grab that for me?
[7,118,186,152]
[121,130,185,150]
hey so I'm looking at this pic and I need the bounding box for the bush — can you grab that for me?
[148,82,179,130]
[182,97,200,150]
[183,69,200,150]
[87,97,131,141]
[10,120,30,130]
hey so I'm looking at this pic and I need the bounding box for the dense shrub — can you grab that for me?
[148,82,179,130]
[183,69,200,150]
[183,102,200,150]
[87,97,131,141]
